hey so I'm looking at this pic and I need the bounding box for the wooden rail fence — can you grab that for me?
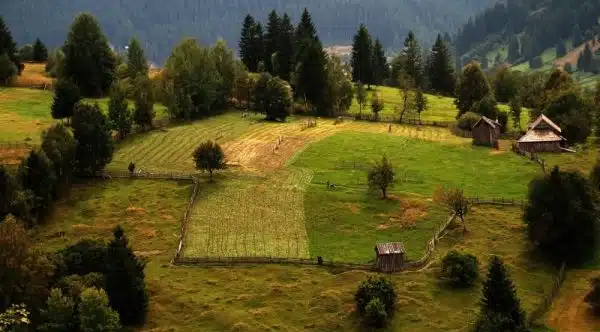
[172,179,200,263]
[527,262,567,326]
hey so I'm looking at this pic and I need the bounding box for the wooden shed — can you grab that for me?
[517,115,566,153]
[472,116,501,148]
[375,242,405,272]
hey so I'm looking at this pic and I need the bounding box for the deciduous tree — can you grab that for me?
[371,90,384,118]
[509,98,522,131]
[193,141,227,181]
[18,149,56,222]
[414,89,428,122]
[433,186,471,232]
[440,250,479,287]
[133,76,155,131]
[39,289,76,332]
[41,123,76,197]
[108,83,133,139]
[79,288,121,332]
[368,156,394,199]
[72,103,115,175]
[356,82,367,115]
[455,61,492,117]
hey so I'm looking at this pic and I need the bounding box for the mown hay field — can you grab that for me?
[32,181,556,331]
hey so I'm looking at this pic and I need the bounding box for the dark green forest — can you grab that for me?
[454,0,600,66]
[0,0,496,63]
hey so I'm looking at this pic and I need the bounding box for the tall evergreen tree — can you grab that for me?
[402,31,424,88]
[372,38,389,86]
[239,14,263,72]
[105,226,148,326]
[126,37,148,79]
[133,76,155,131]
[108,83,133,139]
[294,8,318,64]
[578,43,594,72]
[351,24,373,86]
[475,256,527,332]
[0,16,22,75]
[18,149,56,222]
[33,38,48,62]
[507,35,520,63]
[51,78,81,120]
[276,14,295,81]
[72,103,115,175]
[41,123,77,197]
[295,39,327,114]
[426,34,456,96]
[455,61,492,117]
[62,13,116,97]
[0,166,16,220]
[264,10,281,75]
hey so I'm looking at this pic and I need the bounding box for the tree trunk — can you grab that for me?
[399,91,409,124]
[382,188,387,199]
[209,169,213,182]
[460,215,468,233]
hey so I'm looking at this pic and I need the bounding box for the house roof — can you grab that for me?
[528,114,561,133]
[375,242,405,255]
[518,129,565,143]
[473,116,501,129]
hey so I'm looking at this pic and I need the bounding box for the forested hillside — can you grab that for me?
[454,0,600,68]
[0,0,496,63]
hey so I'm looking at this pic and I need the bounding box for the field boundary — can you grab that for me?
[98,170,193,181]
[528,262,567,326]
[172,178,200,263]
[470,196,526,208]
[404,213,457,269]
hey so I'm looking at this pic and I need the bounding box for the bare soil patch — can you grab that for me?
[0,147,29,165]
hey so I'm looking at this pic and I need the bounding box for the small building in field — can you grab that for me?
[472,116,501,148]
[375,242,405,272]
[517,115,566,153]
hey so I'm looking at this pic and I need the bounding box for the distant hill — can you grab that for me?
[0,0,497,63]
[453,0,600,68]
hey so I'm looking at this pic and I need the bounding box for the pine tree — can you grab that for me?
[351,24,373,86]
[295,39,327,114]
[72,103,115,175]
[108,83,132,139]
[62,13,116,97]
[475,256,526,332]
[51,78,82,120]
[294,8,318,64]
[105,226,148,326]
[426,34,456,96]
[372,39,389,86]
[507,35,520,63]
[276,14,294,81]
[33,38,48,62]
[264,10,281,75]
[455,61,492,117]
[0,16,22,75]
[239,14,258,72]
[578,43,594,72]
[133,77,155,131]
[402,31,424,88]
[18,149,56,222]
[126,37,148,79]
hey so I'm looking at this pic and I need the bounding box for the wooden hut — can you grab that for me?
[517,115,566,153]
[472,116,501,148]
[375,242,405,272]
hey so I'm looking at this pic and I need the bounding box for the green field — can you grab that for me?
[0,87,168,143]
[32,179,555,331]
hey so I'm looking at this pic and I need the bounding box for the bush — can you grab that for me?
[364,298,388,328]
[530,56,543,69]
[456,112,481,131]
[440,250,479,287]
[470,95,499,119]
[57,240,107,276]
[355,277,396,315]
[496,111,508,133]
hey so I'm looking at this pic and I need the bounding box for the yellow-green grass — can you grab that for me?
[292,131,540,199]
[346,85,530,128]
[183,168,312,258]
[0,87,168,143]
[33,181,555,331]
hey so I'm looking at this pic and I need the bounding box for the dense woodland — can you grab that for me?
[454,0,600,69]
[0,0,497,62]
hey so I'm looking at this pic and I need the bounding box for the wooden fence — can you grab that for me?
[172,179,200,263]
[469,197,526,208]
[404,214,457,269]
[527,262,567,326]
[0,142,38,149]
[353,113,452,127]
[512,143,547,173]
[96,170,193,181]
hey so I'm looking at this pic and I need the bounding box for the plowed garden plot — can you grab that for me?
[182,168,312,258]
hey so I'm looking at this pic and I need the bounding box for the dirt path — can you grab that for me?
[547,270,600,332]
[553,40,600,68]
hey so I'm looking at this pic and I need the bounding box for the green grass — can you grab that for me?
[32,180,555,332]
[292,131,540,198]
[0,87,168,143]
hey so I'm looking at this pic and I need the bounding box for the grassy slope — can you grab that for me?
[0,87,168,143]
[33,179,555,332]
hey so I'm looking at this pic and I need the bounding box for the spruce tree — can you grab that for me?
[108,83,133,139]
[18,149,56,222]
[351,24,373,86]
[294,8,318,63]
[276,14,294,81]
[62,13,116,97]
[295,39,327,114]
[0,16,21,79]
[426,34,456,96]
[72,103,115,175]
[402,31,424,88]
[507,35,520,63]
[126,37,148,79]
[264,10,281,75]
[33,38,48,62]
[455,61,492,117]
[372,39,389,86]
[578,43,594,72]
[41,123,77,198]
[475,256,526,332]
[105,226,148,326]
[239,14,263,72]
[51,78,82,120]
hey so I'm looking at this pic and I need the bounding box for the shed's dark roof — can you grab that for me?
[473,116,501,129]
[375,242,405,255]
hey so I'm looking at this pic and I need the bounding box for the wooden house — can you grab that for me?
[375,242,405,272]
[517,115,566,153]
[472,116,501,148]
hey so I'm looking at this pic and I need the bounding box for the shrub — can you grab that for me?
[57,240,108,276]
[79,288,121,332]
[456,112,481,131]
[496,111,508,133]
[440,250,479,287]
[355,277,396,315]
[530,56,543,69]
[584,277,600,315]
[470,95,499,119]
[364,298,388,328]
[193,140,227,181]
[368,156,395,199]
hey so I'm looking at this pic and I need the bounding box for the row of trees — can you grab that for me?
[350,24,389,87]
[0,216,148,331]
[17,38,48,62]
